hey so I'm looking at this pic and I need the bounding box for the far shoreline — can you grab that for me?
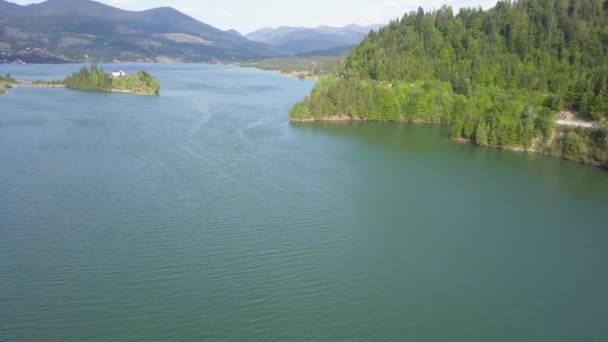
[1,61,321,81]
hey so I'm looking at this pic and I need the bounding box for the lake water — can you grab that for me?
[1,64,607,341]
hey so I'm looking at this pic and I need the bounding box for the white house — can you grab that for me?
[112,70,126,77]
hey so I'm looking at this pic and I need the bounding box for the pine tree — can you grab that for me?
[475,122,489,146]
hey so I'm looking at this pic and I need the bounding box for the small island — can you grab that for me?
[63,65,160,96]
[0,73,17,95]
[1,65,160,96]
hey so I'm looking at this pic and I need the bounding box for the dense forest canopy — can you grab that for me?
[64,65,113,91]
[343,0,608,119]
[291,0,608,167]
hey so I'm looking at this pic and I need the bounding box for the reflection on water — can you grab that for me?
[291,120,608,199]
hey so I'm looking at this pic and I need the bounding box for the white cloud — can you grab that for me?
[221,10,234,18]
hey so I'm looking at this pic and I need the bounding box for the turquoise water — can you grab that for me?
[1,64,607,341]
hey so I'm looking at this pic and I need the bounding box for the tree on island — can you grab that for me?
[111,71,160,95]
[64,64,112,91]
[0,73,14,81]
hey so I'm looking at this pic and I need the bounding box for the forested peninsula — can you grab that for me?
[290,0,608,168]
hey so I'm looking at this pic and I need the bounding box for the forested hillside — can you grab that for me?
[291,0,608,167]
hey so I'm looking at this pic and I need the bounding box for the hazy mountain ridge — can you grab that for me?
[225,29,245,38]
[0,0,280,62]
[246,26,306,43]
[246,24,383,55]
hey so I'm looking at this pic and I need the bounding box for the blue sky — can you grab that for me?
[11,0,498,34]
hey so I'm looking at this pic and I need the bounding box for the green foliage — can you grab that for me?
[111,71,160,96]
[0,73,16,83]
[63,65,159,95]
[290,102,312,120]
[475,122,489,146]
[0,73,16,95]
[561,130,588,160]
[551,126,608,167]
[64,64,112,91]
[291,0,608,166]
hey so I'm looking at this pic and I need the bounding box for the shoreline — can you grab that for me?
[290,116,442,123]
[12,82,66,89]
[234,63,320,80]
[3,82,156,96]
[290,116,606,170]
[107,88,157,96]
[290,115,361,122]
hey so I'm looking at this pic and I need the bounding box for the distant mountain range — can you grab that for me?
[0,0,381,63]
[246,24,383,55]
[0,0,279,63]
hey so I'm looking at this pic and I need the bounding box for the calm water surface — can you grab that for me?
[1,64,607,341]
